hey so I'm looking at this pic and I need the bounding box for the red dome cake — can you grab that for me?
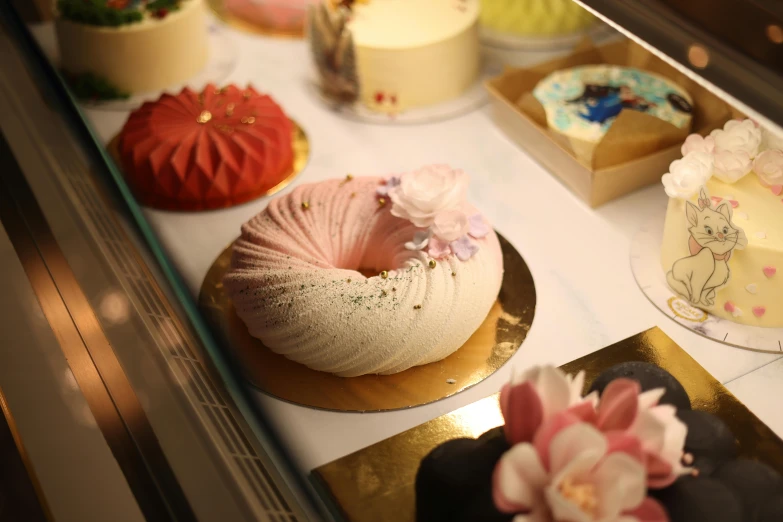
[117,84,294,211]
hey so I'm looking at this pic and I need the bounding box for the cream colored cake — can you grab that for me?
[661,120,783,328]
[54,0,208,94]
[308,0,480,114]
[480,0,596,38]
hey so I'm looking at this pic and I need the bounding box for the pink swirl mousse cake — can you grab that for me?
[223,165,504,376]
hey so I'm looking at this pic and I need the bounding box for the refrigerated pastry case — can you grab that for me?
[3,1,783,521]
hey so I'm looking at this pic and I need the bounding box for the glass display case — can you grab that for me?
[1,1,782,521]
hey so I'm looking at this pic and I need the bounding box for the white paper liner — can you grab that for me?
[29,21,238,112]
[631,219,783,353]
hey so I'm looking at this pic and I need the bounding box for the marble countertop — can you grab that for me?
[68,21,782,473]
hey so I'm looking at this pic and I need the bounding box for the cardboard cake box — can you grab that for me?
[485,39,733,207]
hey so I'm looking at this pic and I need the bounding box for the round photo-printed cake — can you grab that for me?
[533,65,693,162]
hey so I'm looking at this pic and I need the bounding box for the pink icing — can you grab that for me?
[724,301,736,313]
[771,185,783,196]
[753,306,767,318]
[763,266,777,278]
[222,176,504,376]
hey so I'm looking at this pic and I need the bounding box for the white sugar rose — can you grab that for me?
[710,119,761,157]
[753,149,783,186]
[681,133,715,156]
[712,149,752,183]
[431,209,469,242]
[388,165,468,228]
[661,151,713,199]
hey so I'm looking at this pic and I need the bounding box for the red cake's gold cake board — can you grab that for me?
[198,233,536,411]
[311,327,783,522]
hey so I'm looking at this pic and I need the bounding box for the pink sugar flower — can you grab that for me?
[493,423,669,522]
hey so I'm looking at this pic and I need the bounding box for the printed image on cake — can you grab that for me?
[416,362,783,522]
[116,84,297,210]
[222,0,313,34]
[480,0,597,40]
[533,66,693,164]
[307,0,480,114]
[661,119,783,328]
[223,165,504,377]
[54,0,209,99]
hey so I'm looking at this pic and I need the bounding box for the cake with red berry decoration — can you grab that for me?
[307,0,480,114]
[116,84,295,210]
[223,165,503,376]
[661,119,783,327]
[54,0,208,99]
[416,362,783,522]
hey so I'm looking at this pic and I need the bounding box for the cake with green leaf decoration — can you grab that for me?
[54,0,208,99]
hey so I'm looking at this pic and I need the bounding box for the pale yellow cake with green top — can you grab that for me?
[480,0,596,37]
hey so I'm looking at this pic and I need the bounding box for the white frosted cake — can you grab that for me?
[661,119,783,328]
[54,0,208,97]
[308,0,480,114]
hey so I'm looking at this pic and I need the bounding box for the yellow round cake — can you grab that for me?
[480,0,596,38]
[308,0,480,114]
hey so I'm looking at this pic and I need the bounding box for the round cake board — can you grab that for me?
[106,119,309,212]
[206,0,307,38]
[198,233,537,412]
[74,22,238,112]
[307,60,496,126]
[631,220,783,353]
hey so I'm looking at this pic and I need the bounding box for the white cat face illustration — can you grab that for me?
[686,200,746,256]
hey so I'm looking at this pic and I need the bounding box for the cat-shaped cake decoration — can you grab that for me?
[666,188,747,307]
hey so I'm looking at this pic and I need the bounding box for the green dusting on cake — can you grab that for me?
[63,71,130,101]
[57,0,182,27]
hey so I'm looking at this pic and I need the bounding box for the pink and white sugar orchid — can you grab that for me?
[493,423,669,522]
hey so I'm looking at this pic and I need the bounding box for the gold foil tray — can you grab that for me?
[198,233,536,411]
[312,327,783,522]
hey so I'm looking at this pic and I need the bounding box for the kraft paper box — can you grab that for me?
[485,39,733,207]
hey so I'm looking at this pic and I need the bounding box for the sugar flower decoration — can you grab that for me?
[427,236,451,259]
[710,119,762,158]
[680,134,714,156]
[449,236,479,261]
[661,151,713,199]
[386,166,492,263]
[404,229,431,251]
[388,165,468,228]
[493,366,689,522]
[432,210,469,242]
[753,149,783,187]
[493,422,669,522]
[712,149,752,184]
[376,175,400,197]
[468,214,490,239]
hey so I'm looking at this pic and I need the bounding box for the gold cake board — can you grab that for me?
[311,327,783,522]
[198,233,536,411]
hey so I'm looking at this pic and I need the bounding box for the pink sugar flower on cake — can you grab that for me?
[493,422,669,522]
[493,366,689,522]
[681,133,715,156]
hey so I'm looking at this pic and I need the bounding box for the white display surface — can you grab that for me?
[33,19,783,473]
